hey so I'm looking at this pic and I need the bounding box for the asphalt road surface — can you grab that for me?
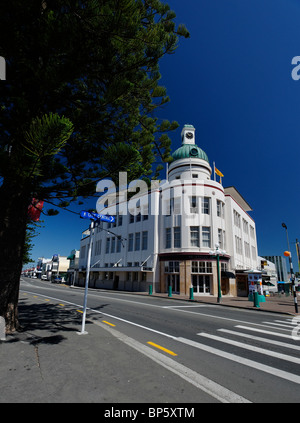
[20,277,300,403]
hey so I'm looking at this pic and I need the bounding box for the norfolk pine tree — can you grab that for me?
[0,1,189,332]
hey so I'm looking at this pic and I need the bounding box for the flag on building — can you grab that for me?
[215,166,224,178]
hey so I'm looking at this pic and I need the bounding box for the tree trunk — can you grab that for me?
[0,180,31,333]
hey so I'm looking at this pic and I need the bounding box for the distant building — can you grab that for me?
[78,124,259,297]
[262,255,288,282]
[66,249,80,285]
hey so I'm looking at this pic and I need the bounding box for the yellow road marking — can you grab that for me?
[59,304,65,307]
[102,320,116,327]
[147,342,177,356]
[33,296,38,298]
[77,310,83,313]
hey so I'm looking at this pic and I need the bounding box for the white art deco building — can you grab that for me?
[78,125,258,297]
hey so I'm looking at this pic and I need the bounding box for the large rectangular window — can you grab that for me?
[201,197,210,214]
[142,231,148,250]
[190,226,200,247]
[173,227,181,248]
[165,228,171,249]
[128,233,134,251]
[135,232,140,251]
[190,196,198,214]
[202,227,211,248]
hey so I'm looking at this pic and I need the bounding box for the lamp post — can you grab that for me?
[210,243,223,304]
[282,223,298,314]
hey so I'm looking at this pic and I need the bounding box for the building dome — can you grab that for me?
[172,143,209,163]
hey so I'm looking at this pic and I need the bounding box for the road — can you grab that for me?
[20,277,300,403]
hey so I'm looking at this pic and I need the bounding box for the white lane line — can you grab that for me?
[163,305,208,309]
[176,337,300,385]
[274,320,299,326]
[94,320,251,403]
[218,329,300,351]
[197,332,300,365]
[261,322,296,331]
[235,325,294,340]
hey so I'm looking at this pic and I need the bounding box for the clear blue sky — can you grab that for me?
[29,0,300,272]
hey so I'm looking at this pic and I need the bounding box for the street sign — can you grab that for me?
[80,210,115,223]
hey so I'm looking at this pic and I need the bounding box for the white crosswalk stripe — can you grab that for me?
[190,317,300,385]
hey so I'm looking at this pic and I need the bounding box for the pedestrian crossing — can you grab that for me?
[180,316,300,387]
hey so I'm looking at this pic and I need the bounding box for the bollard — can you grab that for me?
[189,287,194,301]
[253,291,260,308]
[168,286,172,297]
[149,285,153,296]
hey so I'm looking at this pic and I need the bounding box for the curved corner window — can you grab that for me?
[190,148,198,156]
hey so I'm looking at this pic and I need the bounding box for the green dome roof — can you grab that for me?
[172,144,209,163]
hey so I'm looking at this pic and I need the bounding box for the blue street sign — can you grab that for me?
[80,210,115,223]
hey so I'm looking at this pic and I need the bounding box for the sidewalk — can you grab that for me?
[133,290,299,315]
[0,294,215,403]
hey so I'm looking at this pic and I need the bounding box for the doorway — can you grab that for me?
[166,274,180,294]
[192,274,211,295]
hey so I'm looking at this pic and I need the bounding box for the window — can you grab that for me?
[165,261,180,273]
[250,225,255,239]
[201,197,210,214]
[128,233,133,251]
[165,228,171,249]
[129,213,134,224]
[244,241,250,258]
[190,226,200,247]
[174,227,181,248]
[218,229,225,250]
[94,240,101,256]
[111,237,115,253]
[242,219,248,234]
[233,210,241,227]
[190,196,198,214]
[202,227,211,247]
[191,261,212,273]
[217,200,224,218]
[192,174,198,179]
[136,213,141,222]
[235,236,242,254]
[174,197,181,215]
[135,232,140,251]
[116,236,122,253]
[142,231,148,250]
[105,238,110,254]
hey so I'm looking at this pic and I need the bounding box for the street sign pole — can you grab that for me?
[78,211,116,335]
[77,220,95,335]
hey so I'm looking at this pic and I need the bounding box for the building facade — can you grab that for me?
[78,125,259,297]
[262,255,288,283]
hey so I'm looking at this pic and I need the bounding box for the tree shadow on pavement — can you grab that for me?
[12,298,88,346]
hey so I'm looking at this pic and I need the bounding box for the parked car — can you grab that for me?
[41,275,48,281]
[52,276,62,283]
